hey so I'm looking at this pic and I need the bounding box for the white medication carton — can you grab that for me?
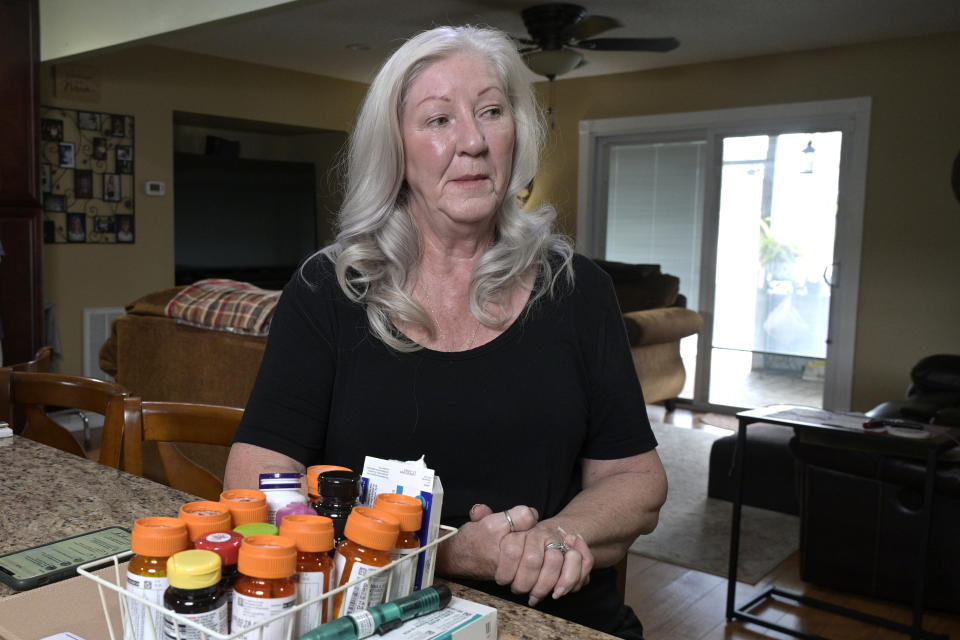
[378,596,497,640]
[361,456,444,590]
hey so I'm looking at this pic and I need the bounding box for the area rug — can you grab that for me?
[628,422,799,584]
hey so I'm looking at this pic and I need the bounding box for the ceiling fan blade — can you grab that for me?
[566,14,622,41]
[575,37,680,52]
[510,35,537,46]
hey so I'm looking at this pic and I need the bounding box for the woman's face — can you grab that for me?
[400,53,515,233]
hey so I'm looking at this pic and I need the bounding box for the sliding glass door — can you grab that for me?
[580,99,870,411]
[603,138,704,399]
[708,131,841,408]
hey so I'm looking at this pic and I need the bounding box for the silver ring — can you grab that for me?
[545,541,570,554]
[503,510,515,532]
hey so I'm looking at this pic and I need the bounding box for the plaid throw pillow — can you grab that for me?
[164,279,281,336]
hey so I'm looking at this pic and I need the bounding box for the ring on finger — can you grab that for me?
[503,510,516,532]
[545,541,570,554]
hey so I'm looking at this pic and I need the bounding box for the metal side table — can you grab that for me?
[726,405,958,640]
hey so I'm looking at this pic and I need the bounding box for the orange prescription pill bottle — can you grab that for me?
[373,493,423,600]
[220,489,269,526]
[179,501,232,543]
[331,506,399,619]
[125,517,190,640]
[232,535,298,640]
[306,465,351,504]
[278,514,336,635]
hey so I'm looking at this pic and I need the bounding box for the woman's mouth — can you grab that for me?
[451,174,489,186]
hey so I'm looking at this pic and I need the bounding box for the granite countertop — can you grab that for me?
[0,436,615,639]
[0,436,197,599]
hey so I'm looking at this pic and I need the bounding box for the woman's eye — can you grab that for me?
[481,107,503,119]
[428,116,449,127]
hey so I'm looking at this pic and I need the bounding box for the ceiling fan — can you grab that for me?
[516,3,679,80]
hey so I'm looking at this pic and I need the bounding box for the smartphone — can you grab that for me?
[0,526,131,591]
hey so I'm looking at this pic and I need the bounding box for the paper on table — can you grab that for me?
[763,407,869,431]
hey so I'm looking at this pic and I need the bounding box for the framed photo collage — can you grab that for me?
[39,107,135,244]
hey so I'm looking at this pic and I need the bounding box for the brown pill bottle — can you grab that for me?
[232,534,298,639]
[125,517,189,640]
[278,514,336,635]
[220,489,269,526]
[179,501,233,545]
[373,493,423,599]
[331,506,399,619]
[306,465,351,505]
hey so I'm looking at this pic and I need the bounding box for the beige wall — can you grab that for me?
[40,33,960,411]
[40,46,367,376]
[531,31,960,410]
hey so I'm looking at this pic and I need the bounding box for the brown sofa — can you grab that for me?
[99,286,267,409]
[100,261,701,413]
[595,259,703,407]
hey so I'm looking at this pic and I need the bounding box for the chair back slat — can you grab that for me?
[14,373,126,414]
[2,371,128,465]
[123,398,243,501]
[2,346,54,433]
[23,406,86,457]
[157,442,225,502]
[13,346,53,373]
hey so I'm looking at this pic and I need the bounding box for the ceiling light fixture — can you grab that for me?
[522,49,583,80]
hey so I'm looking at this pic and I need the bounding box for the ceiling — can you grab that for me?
[140,0,960,84]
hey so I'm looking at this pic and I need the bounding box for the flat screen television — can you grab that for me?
[174,152,318,289]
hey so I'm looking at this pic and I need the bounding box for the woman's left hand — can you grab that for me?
[471,505,593,606]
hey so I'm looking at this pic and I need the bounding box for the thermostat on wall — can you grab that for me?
[144,181,166,196]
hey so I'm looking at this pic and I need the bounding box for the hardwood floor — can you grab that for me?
[629,404,960,640]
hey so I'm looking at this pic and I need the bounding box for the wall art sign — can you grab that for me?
[39,107,135,244]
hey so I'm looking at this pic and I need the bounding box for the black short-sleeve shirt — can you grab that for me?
[235,252,656,635]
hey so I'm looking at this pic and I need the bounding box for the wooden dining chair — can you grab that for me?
[122,397,244,500]
[1,346,54,434]
[0,370,128,466]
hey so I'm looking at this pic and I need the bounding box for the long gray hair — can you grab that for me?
[318,25,572,352]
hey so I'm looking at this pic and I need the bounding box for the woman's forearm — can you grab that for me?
[223,442,306,492]
[541,451,667,568]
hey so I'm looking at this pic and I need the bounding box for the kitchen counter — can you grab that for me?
[0,436,615,639]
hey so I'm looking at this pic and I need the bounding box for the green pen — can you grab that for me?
[299,584,452,640]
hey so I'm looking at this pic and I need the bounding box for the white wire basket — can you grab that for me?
[78,524,458,640]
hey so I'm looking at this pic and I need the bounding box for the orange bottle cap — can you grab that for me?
[220,489,269,526]
[237,535,297,579]
[373,493,423,532]
[306,465,352,498]
[278,514,334,553]
[131,517,190,557]
[343,506,400,551]
[179,501,233,541]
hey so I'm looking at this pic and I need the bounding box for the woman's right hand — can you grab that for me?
[436,504,539,581]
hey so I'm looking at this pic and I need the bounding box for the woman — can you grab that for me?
[225,26,667,639]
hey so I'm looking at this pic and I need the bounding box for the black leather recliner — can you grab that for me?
[790,354,960,613]
[866,354,960,426]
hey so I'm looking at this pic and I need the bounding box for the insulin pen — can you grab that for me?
[300,584,453,640]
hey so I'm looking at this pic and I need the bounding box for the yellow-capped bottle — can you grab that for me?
[162,549,229,639]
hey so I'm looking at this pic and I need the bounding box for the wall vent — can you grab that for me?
[83,307,125,380]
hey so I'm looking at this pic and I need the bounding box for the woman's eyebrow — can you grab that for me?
[414,85,505,108]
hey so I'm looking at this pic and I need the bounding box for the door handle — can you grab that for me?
[823,263,838,287]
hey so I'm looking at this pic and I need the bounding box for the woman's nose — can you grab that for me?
[457,116,487,155]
